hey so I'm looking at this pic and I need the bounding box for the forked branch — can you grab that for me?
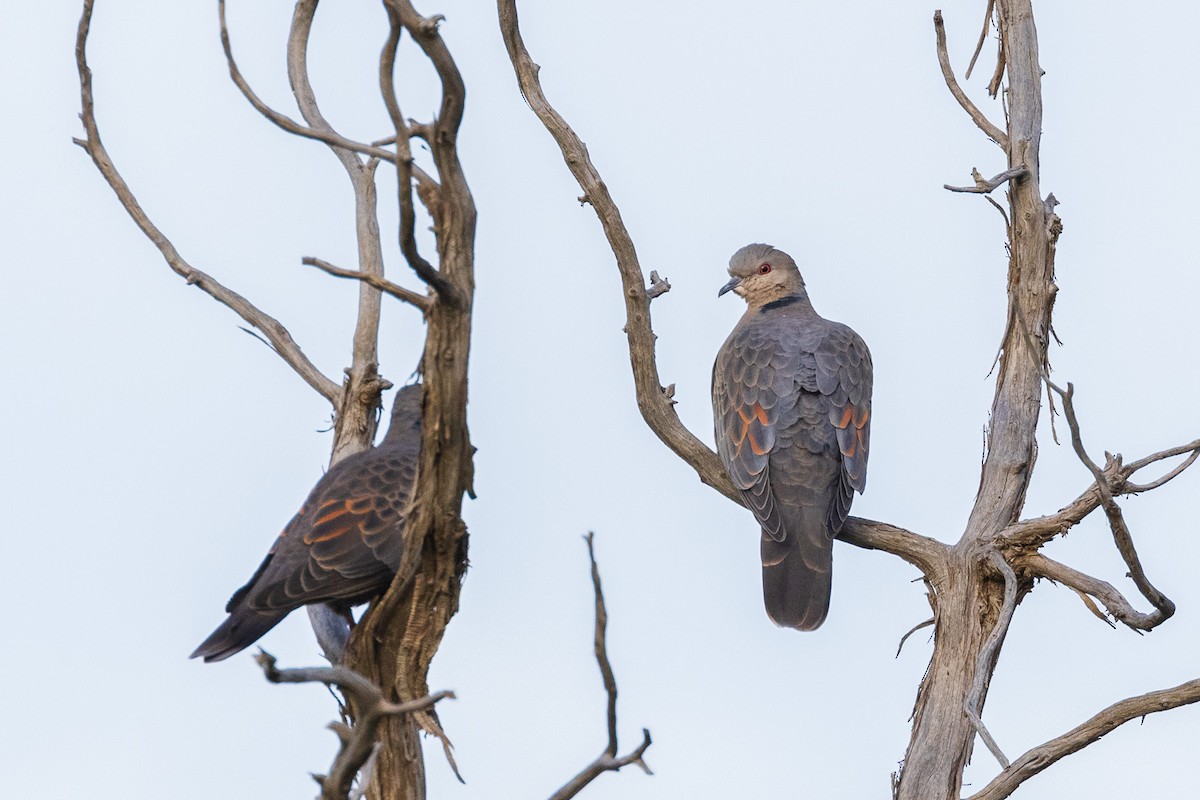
[497,0,947,577]
[548,533,652,800]
[74,0,340,406]
[256,651,454,800]
[219,0,396,163]
[965,678,1200,800]
[1019,552,1169,631]
[933,10,1008,148]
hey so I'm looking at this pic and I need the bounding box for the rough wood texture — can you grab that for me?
[77,1,474,798]
[343,4,476,799]
[498,2,1200,798]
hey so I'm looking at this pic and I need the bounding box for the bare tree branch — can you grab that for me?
[497,0,947,579]
[1001,438,1200,548]
[255,651,454,800]
[1018,552,1171,632]
[548,533,652,800]
[964,552,1017,769]
[965,678,1200,800]
[895,617,935,659]
[1032,380,1178,626]
[303,257,430,311]
[933,10,1008,149]
[944,165,1028,194]
[73,0,340,405]
[218,0,396,163]
[379,3,454,301]
[964,0,996,81]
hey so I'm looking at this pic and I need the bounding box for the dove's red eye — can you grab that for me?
[758,263,772,275]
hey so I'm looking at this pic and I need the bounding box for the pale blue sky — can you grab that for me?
[3,2,1198,798]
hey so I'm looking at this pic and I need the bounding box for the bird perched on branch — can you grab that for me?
[191,384,423,662]
[712,244,872,631]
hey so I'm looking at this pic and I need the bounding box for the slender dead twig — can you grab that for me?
[304,257,430,311]
[73,0,340,405]
[256,651,454,800]
[963,552,1016,769]
[1019,552,1172,632]
[964,0,995,80]
[944,165,1028,193]
[218,0,396,163]
[547,533,652,800]
[497,0,947,577]
[933,10,1008,149]
[965,678,1200,800]
[1001,438,1200,548]
[379,3,452,301]
[1041,381,1176,626]
[895,618,935,659]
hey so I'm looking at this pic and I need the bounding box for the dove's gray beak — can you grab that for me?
[718,276,742,297]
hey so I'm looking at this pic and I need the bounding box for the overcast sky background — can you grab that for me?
[4,2,1199,798]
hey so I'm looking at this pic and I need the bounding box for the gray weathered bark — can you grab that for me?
[76,2,475,799]
[498,1,1200,798]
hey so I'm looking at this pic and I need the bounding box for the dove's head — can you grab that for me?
[719,243,806,307]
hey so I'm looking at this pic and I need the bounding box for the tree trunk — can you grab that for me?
[896,2,1057,797]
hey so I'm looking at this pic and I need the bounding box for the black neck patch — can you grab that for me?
[761,295,801,312]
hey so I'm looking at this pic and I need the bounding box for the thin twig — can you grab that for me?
[944,165,1028,193]
[256,651,454,800]
[895,618,935,658]
[73,0,340,405]
[1001,438,1200,547]
[379,3,453,301]
[547,533,653,800]
[218,0,397,163]
[964,0,995,80]
[303,257,430,311]
[498,0,949,576]
[965,678,1200,800]
[964,551,1016,769]
[1019,552,1170,632]
[933,11,1008,148]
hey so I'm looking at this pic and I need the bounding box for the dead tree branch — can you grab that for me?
[379,3,454,301]
[964,552,1017,769]
[1001,438,1200,547]
[1018,552,1169,631]
[496,0,947,577]
[944,165,1028,193]
[547,533,652,800]
[964,0,995,80]
[74,0,340,406]
[256,651,454,800]
[219,0,396,163]
[933,10,1007,148]
[965,678,1200,800]
[303,257,430,312]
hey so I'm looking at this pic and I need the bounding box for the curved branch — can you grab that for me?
[1019,552,1170,632]
[965,678,1200,800]
[1001,437,1200,548]
[74,0,339,405]
[498,0,948,579]
[379,3,454,301]
[218,0,396,163]
[547,534,652,800]
[964,552,1017,769]
[933,11,1008,149]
